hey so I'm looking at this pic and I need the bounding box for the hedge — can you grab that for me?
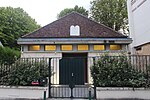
[91,54,147,87]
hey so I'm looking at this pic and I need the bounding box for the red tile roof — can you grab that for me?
[22,12,127,38]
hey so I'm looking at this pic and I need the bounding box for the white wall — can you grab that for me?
[97,87,150,99]
[21,52,62,58]
[0,86,48,99]
[127,0,150,53]
[1,86,150,99]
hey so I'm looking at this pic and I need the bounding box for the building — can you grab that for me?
[127,0,150,55]
[17,12,132,84]
[18,12,132,58]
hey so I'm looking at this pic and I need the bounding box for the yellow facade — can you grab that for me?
[45,45,56,51]
[94,45,105,50]
[78,45,88,51]
[61,45,73,51]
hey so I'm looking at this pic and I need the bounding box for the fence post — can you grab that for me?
[93,57,97,99]
[48,58,52,98]
[43,91,46,100]
[70,72,75,98]
[89,87,92,100]
[146,56,150,87]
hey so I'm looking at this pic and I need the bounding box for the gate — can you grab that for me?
[48,57,96,99]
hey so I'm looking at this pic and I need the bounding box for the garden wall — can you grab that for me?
[1,86,150,99]
[0,86,48,99]
[97,87,150,100]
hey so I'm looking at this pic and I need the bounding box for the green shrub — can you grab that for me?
[0,46,20,65]
[6,59,50,86]
[91,54,147,87]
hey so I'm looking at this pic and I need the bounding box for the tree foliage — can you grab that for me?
[90,0,128,33]
[0,46,20,65]
[0,7,40,49]
[57,5,88,19]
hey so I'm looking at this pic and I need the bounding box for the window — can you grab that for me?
[110,45,122,50]
[70,25,80,36]
[61,45,72,51]
[45,45,56,51]
[78,45,88,51]
[28,45,40,51]
[94,45,105,50]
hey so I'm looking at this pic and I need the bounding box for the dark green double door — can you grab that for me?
[59,58,86,85]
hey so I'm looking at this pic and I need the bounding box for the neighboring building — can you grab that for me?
[0,41,3,47]
[18,12,132,84]
[127,0,150,55]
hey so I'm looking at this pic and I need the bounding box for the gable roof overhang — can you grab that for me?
[18,37,132,45]
[134,42,150,48]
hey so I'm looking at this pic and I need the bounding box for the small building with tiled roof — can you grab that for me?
[18,12,132,84]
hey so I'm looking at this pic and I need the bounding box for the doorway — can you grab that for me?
[59,53,88,85]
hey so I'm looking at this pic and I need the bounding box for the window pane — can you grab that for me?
[78,45,88,51]
[29,45,40,51]
[110,45,122,50]
[45,45,56,51]
[61,45,72,51]
[94,45,105,50]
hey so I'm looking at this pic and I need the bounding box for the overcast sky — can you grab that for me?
[0,0,92,26]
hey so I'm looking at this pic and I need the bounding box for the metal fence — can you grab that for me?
[0,57,96,98]
[93,55,150,88]
[0,55,150,98]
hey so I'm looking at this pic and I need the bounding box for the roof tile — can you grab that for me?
[22,12,127,38]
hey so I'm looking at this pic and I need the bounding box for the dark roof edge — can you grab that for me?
[134,42,150,48]
[22,36,128,38]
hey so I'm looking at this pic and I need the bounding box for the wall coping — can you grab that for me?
[97,87,150,91]
[0,85,47,90]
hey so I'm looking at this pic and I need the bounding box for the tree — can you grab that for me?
[90,0,128,34]
[0,46,20,65]
[0,7,40,49]
[57,5,88,19]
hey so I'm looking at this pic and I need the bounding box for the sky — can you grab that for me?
[0,0,92,26]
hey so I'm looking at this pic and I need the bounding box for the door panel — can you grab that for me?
[59,58,85,85]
